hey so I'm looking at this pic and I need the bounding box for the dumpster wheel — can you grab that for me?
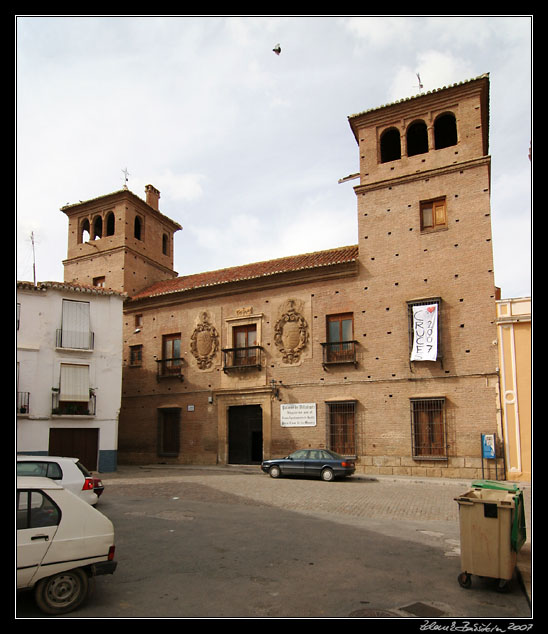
[458,572,511,593]
[458,572,471,589]
[496,578,510,593]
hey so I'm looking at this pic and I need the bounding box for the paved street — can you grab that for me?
[17,465,532,619]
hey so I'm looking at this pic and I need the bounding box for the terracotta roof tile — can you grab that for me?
[131,245,359,300]
[17,280,127,298]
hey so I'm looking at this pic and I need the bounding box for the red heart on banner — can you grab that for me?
[427,306,435,313]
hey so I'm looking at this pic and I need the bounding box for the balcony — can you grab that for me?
[321,341,358,368]
[56,329,94,350]
[52,392,96,416]
[156,357,184,381]
[17,391,30,414]
[222,346,264,373]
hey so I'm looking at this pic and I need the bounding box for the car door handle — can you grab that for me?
[31,534,50,541]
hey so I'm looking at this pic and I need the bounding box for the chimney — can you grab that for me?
[145,184,160,210]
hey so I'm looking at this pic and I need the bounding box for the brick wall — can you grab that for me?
[116,76,502,478]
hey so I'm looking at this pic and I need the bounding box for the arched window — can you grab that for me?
[434,112,457,149]
[406,120,428,156]
[80,219,90,243]
[134,216,142,240]
[106,211,115,236]
[380,127,401,163]
[92,216,102,240]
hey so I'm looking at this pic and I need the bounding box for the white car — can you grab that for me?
[16,455,104,505]
[17,476,117,615]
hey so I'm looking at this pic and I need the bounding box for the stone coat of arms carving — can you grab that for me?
[190,312,219,369]
[274,299,309,364]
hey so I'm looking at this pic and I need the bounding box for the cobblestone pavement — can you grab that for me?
[101,465,528,525]
[100,464,532,606]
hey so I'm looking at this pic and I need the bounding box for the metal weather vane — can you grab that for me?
[122,167,130,189]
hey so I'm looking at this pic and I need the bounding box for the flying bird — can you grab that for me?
[273,43,281,55]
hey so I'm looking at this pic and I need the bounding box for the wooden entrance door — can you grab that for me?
[48,428,99,470]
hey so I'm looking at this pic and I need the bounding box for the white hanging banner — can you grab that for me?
[411,304,438,361]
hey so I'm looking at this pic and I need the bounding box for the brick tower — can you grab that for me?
[345,74,499,467]
[61,184,181,295]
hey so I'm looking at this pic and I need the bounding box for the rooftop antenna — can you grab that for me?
[415,73,424,93]
[122,167,130,189]
[30,231,37,286]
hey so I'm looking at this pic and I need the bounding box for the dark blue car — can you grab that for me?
[261,449,355,481]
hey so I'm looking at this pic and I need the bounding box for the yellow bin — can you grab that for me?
[455,483,524,591]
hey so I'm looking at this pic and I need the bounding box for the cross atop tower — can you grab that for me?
[122,167,130,189]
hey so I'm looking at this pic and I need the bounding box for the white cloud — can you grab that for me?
[343,16,412,48]
[390,50,476,100]
[16,15,533,299]
[155,171,206,202]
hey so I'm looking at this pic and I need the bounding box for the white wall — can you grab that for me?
[16,283,124,469]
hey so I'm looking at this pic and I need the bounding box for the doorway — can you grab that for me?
[49,428,99,470]
[228,405,263,464]
[158,408,181,457]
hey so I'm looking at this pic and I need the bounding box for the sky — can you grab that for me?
[16,15,532,299]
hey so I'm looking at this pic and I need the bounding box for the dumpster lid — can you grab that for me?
[467,481,526,552]
[471,479,521,493]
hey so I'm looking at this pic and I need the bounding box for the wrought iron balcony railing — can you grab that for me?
[321,341,358,367]
[156,357,184,380]
[56,329,95,350]
[17,391,30,414]
[222,346,264,372]
[51,392,96,416]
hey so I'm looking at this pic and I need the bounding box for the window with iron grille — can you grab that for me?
[410,398,447,459]
[327,401,356,455]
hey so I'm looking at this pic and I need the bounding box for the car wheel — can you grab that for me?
[321,467,334,482]
[34,568,91,615]
[269,465,282,478]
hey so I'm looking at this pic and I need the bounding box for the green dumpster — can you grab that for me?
[454,480,526,591]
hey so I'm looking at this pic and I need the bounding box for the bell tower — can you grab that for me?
[347,74,493,307]
[346,74,497,377]
[61,184,182,296]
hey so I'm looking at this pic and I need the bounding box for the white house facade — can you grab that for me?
[16,281,125,472]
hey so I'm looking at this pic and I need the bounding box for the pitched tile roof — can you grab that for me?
[348,73,489,121]
[130,245,359,300]
[17,280,127,298]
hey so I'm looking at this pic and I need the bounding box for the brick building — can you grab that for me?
[62,74,502,478]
